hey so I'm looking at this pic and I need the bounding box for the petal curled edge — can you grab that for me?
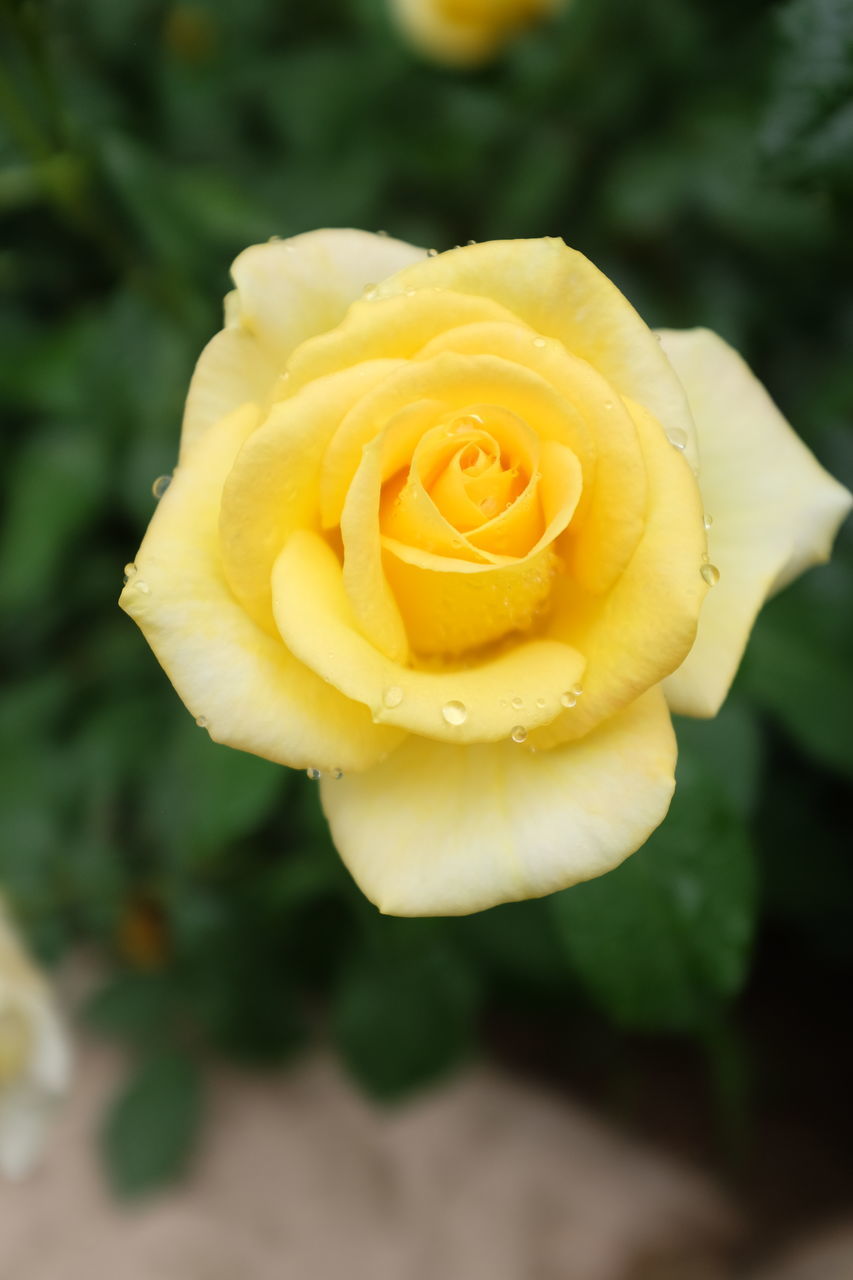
[320,686,676,916]
[120,405,405,773]
[272,530,586,745]
[659,328,853,718]
[533,399,708,748]
[180,230,424,457]
[231,230,426,362]
[375,238,700,469]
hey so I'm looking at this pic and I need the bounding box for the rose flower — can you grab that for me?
[120,232,851,915]
[389,0,566,66]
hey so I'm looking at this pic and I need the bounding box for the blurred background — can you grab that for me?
[1,0,852,1274]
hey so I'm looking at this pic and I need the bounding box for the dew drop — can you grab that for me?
[306,768,322,781]
[332,768,344,780]
[667,427,688,451]
[122,562,137,584]
[383,685,404,709]
[560,690,577,709]
[136,580,150,594]
[532,336,546,349]
[362,282,378,300]
[510,725,528,744]
[603,399,614,411]
[376,229,389,237]
[151,474,172,500]
[442,700,468,726]
[405,288,417,297]
[703,513,714,530]
[535,697,547,709]
[466,239,477,246]
[511,696,524,711]
[700,562,720,587]
[195,715,208,728]
[427,248,439,257]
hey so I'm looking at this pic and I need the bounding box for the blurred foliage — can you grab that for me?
[1,0,851,1196]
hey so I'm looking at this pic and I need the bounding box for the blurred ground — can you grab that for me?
[0,1039,737,1280]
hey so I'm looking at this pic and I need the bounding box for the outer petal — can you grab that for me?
[179,230,425,458]
[230,230,426,362]
[659,328,853,718]
[120,405,404,773]
[320,687,676,916]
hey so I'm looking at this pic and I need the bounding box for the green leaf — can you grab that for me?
[333,924,477,1101]
[0,425,108,610]
[550,749,756,1032]
[741,564,853,780]
[674,699,764,819]
[101,1051,203,1198]
[145,713,289,863]
[84,973,175,1046]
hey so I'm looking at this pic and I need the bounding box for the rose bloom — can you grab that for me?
[389,0,565,66]
[0,900,71,1179]
[121,232,851,916]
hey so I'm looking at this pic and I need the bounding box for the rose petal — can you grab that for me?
[658,327,853,717]
[320,687,676,916]
[286,287,530,396]
[272,530,586,744]
[121,406,405,772]
[219,359,405,630]
[415,320,647,592]
[376,238,700,469]
[230,229,425,361]
[534,398,708,746]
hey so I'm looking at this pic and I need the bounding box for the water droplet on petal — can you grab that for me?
[195,715,208,728]
[560,690,577,709]
[703,513,714,530]
[427,248,439,257]
[122,562,137,584]
[466,239,477,246]
[362,283,378,300]
[510,725,528,744]
[667,427,688,451]
[151,474,172,500]
[535,697,546,709]
[603,399,614,411]
[442,700,468,726]
[332,768,344,780]
[532,336,546,349]
[511,696,524,711]
[405,288,417,297]
[700,562,720,587]
[307,768,322,781]
[383,685,404,709]
[376,229,389,237]
[136,580,150,594]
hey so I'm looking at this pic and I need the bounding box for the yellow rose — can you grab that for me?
[120,231,851,916]
[0,899,71,1180]
[389,0,566,66]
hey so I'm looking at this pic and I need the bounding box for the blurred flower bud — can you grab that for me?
[389,0,567,66]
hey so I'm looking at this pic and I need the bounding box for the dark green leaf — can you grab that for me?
[101,1051,203,1198]
[550,749,756,1032]
[333,925,477,1100]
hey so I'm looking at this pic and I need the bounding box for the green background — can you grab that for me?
[1,0,852,1201]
